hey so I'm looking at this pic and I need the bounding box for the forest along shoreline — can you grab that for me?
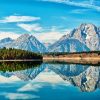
[0,60,42,62]
[0,48,43,61]
[0,48,100,64]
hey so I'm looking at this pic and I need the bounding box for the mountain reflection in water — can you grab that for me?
[0,61,100,100]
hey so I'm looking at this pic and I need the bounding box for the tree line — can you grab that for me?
[0,47,42,60]
[43,51,100,56]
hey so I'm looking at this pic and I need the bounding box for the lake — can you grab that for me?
[0,61,100,100]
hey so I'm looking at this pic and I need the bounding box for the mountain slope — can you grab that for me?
[14,64,46,81]
[48,38,90,52]
[0,64,46,81]
[6,34,47,53]
[48,64,100,92]
[0,37,13,48]
[49,23,100,52]
[70,23,100,50]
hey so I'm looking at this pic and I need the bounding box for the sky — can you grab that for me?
[0,0,100,43]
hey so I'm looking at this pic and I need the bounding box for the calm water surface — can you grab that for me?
[0,61,100,100]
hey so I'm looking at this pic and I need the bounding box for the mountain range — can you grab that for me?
[0,23,99,52]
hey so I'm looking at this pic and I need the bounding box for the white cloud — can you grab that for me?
[34,29,70,43]
[0,31,20,39]
[0,15,40,23]
[34,31,64,43]
[41,0,100,11]
[0,27,70,43]
[17,23,42,32]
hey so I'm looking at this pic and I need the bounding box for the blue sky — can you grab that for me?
[0,0,100,42]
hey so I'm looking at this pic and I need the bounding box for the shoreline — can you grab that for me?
[0,57,100,62]
[0,57,100,65]
[0,59,42,62]
[43,57,100,66]
[43,57,100,60]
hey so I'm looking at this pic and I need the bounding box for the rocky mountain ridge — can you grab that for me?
[49,23,100,52]
[0,23,99,52]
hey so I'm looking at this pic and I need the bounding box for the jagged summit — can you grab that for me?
[15,34,39,43]
[79,23,96,29]
[6,34,47,53]
[0,23,99,52]
[70,23,100,50]
[49,23,100,52]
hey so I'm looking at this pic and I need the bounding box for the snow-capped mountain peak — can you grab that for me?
[69,23,100,50]
[49,23,100,52]
[6,34,47,53]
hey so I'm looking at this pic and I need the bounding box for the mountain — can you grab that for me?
[0,37,13,48]
[70,23,100,50]
[49,23,100,52]
[13,64,46,81]
[65,66,100,92]
[48,64,100,92]
[48,38,90,52]
[6,34,47,53]
[0,23,99,52]
[0,64,46,81]
[48,64,89,77]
